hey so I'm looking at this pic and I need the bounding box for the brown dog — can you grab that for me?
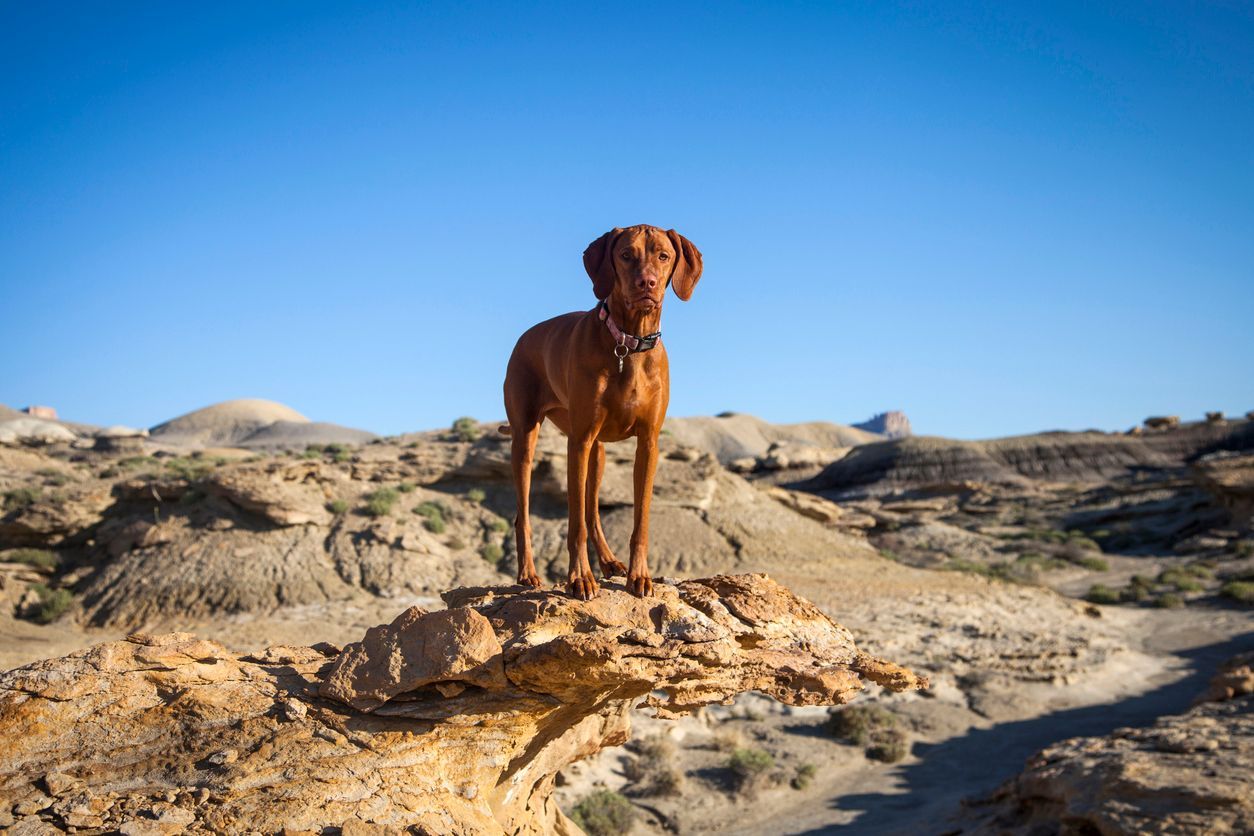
[501,225,703,600]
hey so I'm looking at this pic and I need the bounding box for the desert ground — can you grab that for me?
[0,400,1250,834]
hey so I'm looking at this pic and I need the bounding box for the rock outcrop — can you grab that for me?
[960,659,1253,835]
[0,574,924,834]
[852,410,913,439]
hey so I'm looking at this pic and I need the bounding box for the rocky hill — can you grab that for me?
[0,574,924,834]
[799,418,1254,499]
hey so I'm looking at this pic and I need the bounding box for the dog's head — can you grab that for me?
[583,225,702,313]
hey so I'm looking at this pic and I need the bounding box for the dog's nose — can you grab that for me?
[637,272,658,290]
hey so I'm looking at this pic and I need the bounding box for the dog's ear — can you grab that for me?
[666,230,703,301]
[583,228,622,300]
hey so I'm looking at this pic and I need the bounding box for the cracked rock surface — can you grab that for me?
[0,573,923,834]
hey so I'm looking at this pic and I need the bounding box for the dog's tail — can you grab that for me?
[498,423,511,437]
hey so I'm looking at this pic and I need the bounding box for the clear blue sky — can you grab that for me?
[2,2,1251,439]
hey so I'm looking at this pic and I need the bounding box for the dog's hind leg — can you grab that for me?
[509,419,542,587]
[587,441,626,578]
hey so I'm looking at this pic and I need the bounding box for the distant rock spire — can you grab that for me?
[852,410,912,439]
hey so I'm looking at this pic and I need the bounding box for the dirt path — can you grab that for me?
[768,606,1253,835]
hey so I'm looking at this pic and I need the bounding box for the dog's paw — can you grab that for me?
[517,571,542,589]
[567,571,600,601]
[598,557,628,578]
[626,572,653,598]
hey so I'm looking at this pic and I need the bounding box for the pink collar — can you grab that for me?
[597,300,661,352]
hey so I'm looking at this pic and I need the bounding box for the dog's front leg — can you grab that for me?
[566,434,600,600]
[627,433,659,597]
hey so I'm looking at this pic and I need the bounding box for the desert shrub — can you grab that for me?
[878,548,898,561]
[569,790,636,836]
[3,549,59,570]
[711,727,744,753]
[624,735,684,796]
[1085,584,1120,604]
[479,543,504,563]
[164,457,215,481]
[1066,532,1102,552]
[467,488,486,503]
[1220,581,1254,604]
[943,559,992,576]
[304,444,326,454]
[1075,556,1110,572]
[1184,563,1215,578]
[447,536,467,550]
[866,727,910,763]
[1153,593,1185,609]
[450,417,480,443]
[327,499,349,514]
[118,456,152,470]
[2,487,41,511]
[31,585,73,624]
[727,747,774,794]
[1016,552,1067,572]
[1174,577,1204,593]
[1120,579,1152,602]
[332,449,352,463]
[791,762,817,790]
[415,501,447,533]
[396,483,416,493]
[489,517,510,533]
[36,468,69,487]
[363,488,399,517]
[826,704,897,746]
[1158,568,1203,592]
[1236,541,1254,559]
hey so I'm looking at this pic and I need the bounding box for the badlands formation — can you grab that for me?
[0,399,1250,834]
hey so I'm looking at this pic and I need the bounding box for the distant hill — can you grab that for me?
[852,410,912,439]
[149,399,375,449]
[663,413,882,464]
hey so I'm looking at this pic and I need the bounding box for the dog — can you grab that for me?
[500,225,703,599]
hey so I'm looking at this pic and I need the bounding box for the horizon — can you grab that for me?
[3,2,1252,440]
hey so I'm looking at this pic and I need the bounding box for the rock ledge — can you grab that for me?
[0,573,923,834]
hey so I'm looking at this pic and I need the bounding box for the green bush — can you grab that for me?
[791,762,818,790]
[118,455,152,470]
[31,585,73,624]
[1153,593,1185,609]
[1075,556,1110,572]
[164,457,215,481]
[1184,563,1215,578]
[1086,584,1120,605]
[489,517,510,533]
[569,790,636,836]
[3,549,59,570]
[327,499,349,514]
[396,483,416,493]
[450,417,480,443]
[415,501,447,532]
[2,487,41,511]
[479,543,504,563]
[447,536,466,550]
[1220,581,1254,604]
[467,488,486,503]
[363,488,399,517]
[727,747,774,794]
[304,444,326,454]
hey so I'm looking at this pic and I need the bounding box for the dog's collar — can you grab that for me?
[597,300,661,353]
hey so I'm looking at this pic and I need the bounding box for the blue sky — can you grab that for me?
[2,1,1251,439]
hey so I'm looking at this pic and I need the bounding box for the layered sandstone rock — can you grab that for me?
[0,573,924,834]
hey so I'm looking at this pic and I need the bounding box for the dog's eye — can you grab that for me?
[619,250,633,260]
[658,253,670,261]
